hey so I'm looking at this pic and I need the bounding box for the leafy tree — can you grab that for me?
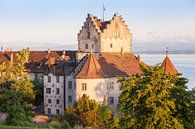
[63,95,119,129]
[171,76,195,128]
[0,49,35,126]
[118,65,185,129]
[33,79,44,106]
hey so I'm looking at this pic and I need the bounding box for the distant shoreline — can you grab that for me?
[134,50,195,54]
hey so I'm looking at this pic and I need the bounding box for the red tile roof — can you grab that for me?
[161,56,177,75]
[75,54,105,79]
[0,50,77,74]
[74,53,143,79]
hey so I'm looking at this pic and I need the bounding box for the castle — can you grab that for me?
[0,14,177,115]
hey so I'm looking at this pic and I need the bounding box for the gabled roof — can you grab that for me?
[161,55,177,75]
[75,54,105,79]
[0,50,77,74]
[74,53,143,79]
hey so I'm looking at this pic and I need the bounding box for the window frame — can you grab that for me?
[68,81,73,89]
[82,83,87,91]
[48,75,51,83]
[56,88,60,94]
[109,97,114,105]
[46,88,51,94]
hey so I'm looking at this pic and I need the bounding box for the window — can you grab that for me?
[114,32,119,38]
[68,96,72,103]
[48,76,51,83]
[56,109,60,115]
[87,32,90,39]
[56,76,60,83]
[107,82,114,90]
[68,81,72,89]
[110,43,113,48]
[48,99,51,104]
[46,88,51,94]
[35,74,38,80]
[47,108,51,114]
[92,44,94,49]
[110,82,114,89]
[82,83,87,91]
[109,97,114,105]
[56,99,60,104]
[56,88,60,94]
[85,43,88,49]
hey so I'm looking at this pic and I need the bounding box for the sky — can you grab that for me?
[0,0,195,50]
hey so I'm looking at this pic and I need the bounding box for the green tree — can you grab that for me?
[0,49,35,126]
[171,76,195,128]
[63,95,119,129]
[33,79,44,106]
[118,65,185,129]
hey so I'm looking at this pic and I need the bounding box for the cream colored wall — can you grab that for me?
[100,38,131,53]
[78,14,132,53]
[65,77,120,112]
[44,74,64,115]
[100,15,132,53]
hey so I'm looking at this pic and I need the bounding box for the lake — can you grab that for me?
[139,54,195,89]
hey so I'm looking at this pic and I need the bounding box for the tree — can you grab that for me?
[170,76,195,129]
[63,95,119,129]
[33,79,44,106]
[118,65,186,129]
[0,49,35,126]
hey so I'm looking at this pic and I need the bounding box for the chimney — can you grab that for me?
[48,49,51,54]
[62,50,66,59]
[1,47,3,52]
[10,52,13,62]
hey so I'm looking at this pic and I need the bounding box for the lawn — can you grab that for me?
[0,124,49,129]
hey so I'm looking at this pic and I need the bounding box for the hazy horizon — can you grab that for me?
[0,0,195,49]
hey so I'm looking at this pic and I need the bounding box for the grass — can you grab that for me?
[0,123,49,129]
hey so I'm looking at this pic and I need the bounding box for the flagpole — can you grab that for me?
[103,4,105,22]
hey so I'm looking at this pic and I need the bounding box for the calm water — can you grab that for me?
[139,54,195,89]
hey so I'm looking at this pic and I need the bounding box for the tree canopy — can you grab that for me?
[118,64,195,129]
[63,95,119,129]
[0,49,35,125]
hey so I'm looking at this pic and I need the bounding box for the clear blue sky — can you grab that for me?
[0,0,195,49]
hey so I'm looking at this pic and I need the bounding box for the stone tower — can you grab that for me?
[78,13,132,53]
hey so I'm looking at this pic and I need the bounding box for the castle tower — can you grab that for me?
[78,13,132,53]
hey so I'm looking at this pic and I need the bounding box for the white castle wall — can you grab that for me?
[44,74,64,115]
[66,76,120,112]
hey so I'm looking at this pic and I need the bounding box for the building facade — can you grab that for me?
[78,13,132,53]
